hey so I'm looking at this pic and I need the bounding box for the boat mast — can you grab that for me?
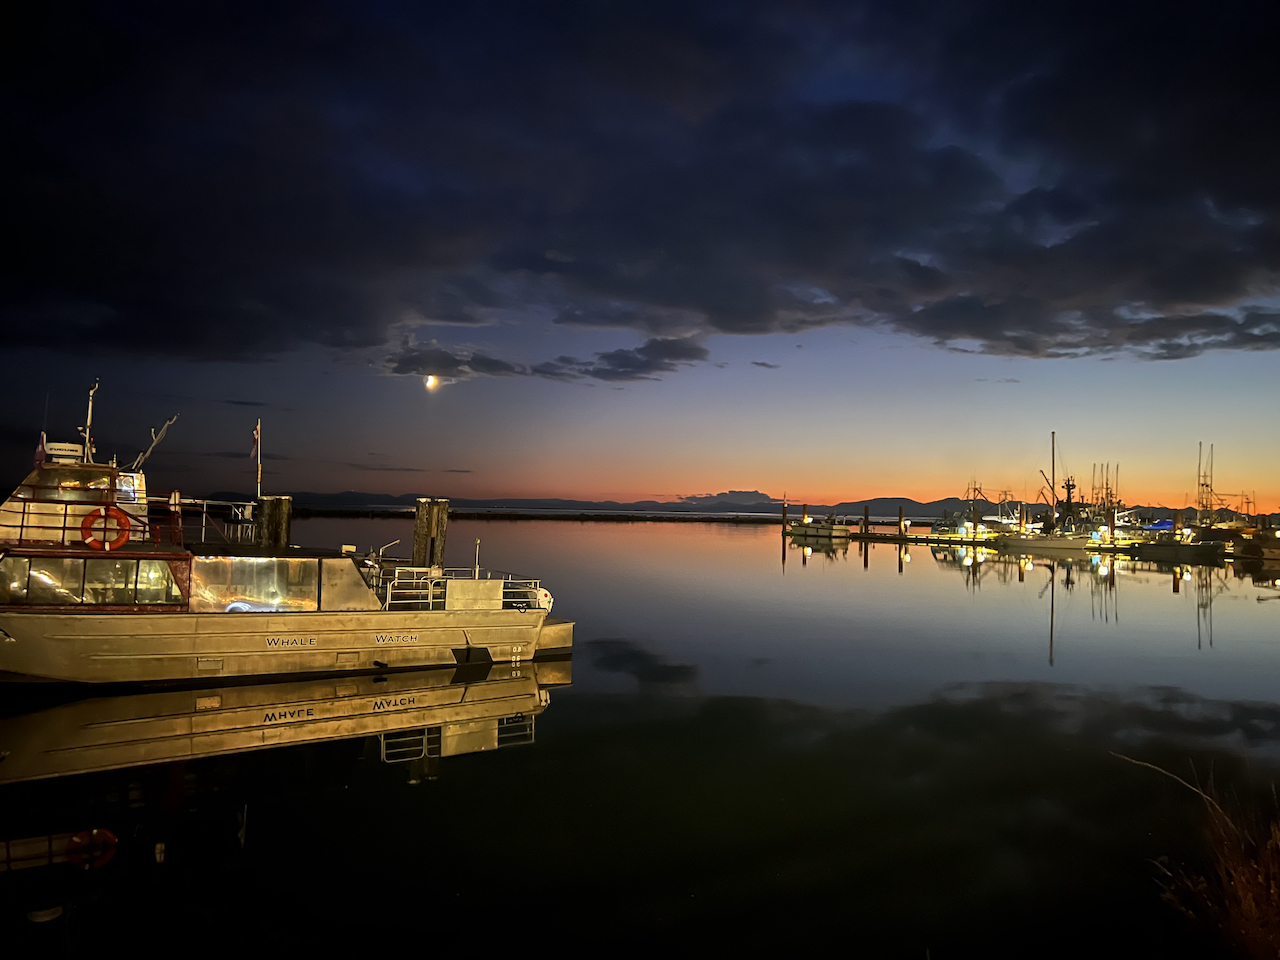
[1051,431,1056,522]
[79,380,99,464]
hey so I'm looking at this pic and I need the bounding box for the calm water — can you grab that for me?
[4,519,1280,954]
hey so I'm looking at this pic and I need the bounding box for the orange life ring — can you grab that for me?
[66,828,118,870]
[81,507,131,551]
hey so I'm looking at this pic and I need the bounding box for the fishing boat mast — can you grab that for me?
[77,380,99,464]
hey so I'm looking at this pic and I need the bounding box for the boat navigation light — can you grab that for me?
[424,375,439,390]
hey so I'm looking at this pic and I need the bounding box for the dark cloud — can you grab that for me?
[442,469,472,474]
[388,337,708,383]
[681,490,776,506]
[5,2,1280,366]
[386,344,527,379]
[345,463,425,473]
[751,361,781,369]
[221,400,266,407]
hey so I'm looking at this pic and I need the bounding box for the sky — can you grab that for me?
[3,2,1279,508]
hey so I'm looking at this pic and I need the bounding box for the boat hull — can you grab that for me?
[788,524,851,540]
[995,535,1111,557]
[0,608,573,683]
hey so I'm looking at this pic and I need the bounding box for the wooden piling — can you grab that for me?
[429,499,449,567]
[412,498,450,567]
[863,504,870,534]
[256,495,292,551]
[413,498,433,566]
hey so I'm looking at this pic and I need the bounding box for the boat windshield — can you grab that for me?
[15,465,116,504]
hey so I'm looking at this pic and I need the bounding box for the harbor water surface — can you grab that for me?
[6,518,1280,954]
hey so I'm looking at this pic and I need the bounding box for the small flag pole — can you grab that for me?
[254,419,262,498]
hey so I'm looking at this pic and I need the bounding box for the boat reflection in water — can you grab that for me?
[0,657,570,932]
[0,658,571,787]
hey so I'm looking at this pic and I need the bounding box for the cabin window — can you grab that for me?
[116,474,139,503]
[83,558,139,604]
[27,558,85,605]
[0,557,29,602]
[189,557,319,613]
[1,555,183,606]
[136,559,183,604]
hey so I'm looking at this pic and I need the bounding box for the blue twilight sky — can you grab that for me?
[3,2,1279,507]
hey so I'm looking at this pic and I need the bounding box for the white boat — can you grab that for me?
[0,386,572,683]
[995,532,1107,556]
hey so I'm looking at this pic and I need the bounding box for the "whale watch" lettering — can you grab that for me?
[373,696,416,711]
[375,634,419,644]
[263,707,315,723]
[266,637,317,647]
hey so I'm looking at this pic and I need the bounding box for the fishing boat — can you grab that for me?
[0,385,572,683]
[787,516,852,540]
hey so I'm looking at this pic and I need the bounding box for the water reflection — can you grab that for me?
[4,675,1273,953]
[0,657,569,939]
[4,514,1280,953]
[284,518,1280,710]
[0,659,571,786]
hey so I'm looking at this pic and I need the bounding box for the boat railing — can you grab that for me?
[0,496,182,550]
[146,496,257,546]
[500,577,542,610]
[384,568,544,612]
[0,489,262,550]
[386,568,447,611]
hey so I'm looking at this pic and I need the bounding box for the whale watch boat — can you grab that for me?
[0,385,572,683]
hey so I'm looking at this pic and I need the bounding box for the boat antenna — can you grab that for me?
[79,379,99,464]
[131,414,180,471]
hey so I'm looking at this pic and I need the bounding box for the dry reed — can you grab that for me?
[1114,753,1280,959]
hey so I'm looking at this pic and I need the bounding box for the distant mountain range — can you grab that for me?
[208,490,1268,522]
